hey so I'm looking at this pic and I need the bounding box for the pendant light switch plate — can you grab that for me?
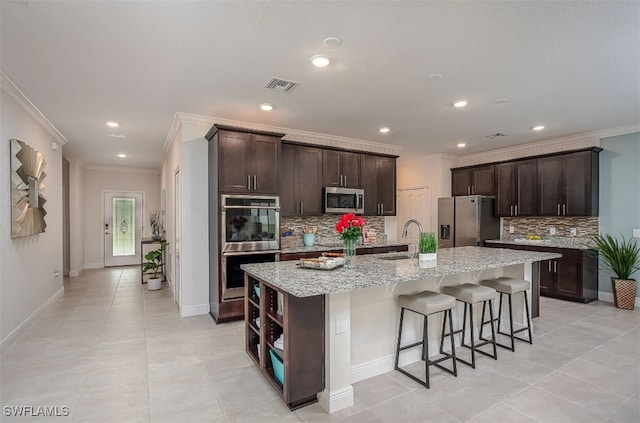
[633,229,640,238]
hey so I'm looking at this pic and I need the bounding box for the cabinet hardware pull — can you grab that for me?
[510,205,514,216]
[381,203,384,215]
[300,201,304,214]
[562,204,566,216]
[515,205,518,216]
[344,175,347,186]
[247,175,251,191]
[548,261,551,272]
[557,204,561,215]
[471,185,475,195]
[296,202,299,214]
[467,186,470,195]
[253,175,257,191]
[554,261,557,273]
[339,174,343,186]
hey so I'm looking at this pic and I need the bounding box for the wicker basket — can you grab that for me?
[612,278,637,310]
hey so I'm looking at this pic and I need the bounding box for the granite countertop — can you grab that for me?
[242,246,561,297]
[485,237,595,250]
[281,241,409,255]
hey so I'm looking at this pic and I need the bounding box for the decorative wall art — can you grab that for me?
[10,139,47,238]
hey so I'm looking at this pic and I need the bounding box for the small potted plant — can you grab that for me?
[592,233,640,310]
[418,232,437,261]
[143,241,168,290]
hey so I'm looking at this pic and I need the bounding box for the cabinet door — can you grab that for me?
[252,134,280,194]
[564,151,592,216]
[537,155,564,216]
[472,165,495,196]
[452,169,472,196]
[495,162,515,216]
[361,154,379,215]
[297,146,323,215]
[280,145,297,216]
[515,159,537,216]
[539,259,555,296]
[341,151,362,188]
[218,130,252,193]
[322,149,342,187]
[378,156,396,215]
[556,254,583,300]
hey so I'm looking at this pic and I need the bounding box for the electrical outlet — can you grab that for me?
[633,229,640,238]
[570,228,577,237]
[335,316,347,335]
[549,227,556,235]
[509,225,515,234]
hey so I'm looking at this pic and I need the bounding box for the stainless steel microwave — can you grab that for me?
[324,187,365,214]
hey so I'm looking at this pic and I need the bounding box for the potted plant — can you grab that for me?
[592,234,640,310]
[143,241,167,290]
[419,232,437,261]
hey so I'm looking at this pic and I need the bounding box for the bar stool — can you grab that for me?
[394,291,457,388]
[479,277,533,351]
[441,283,498,369]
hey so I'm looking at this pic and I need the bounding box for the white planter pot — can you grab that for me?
[147,277,162,291]
[419,253,437,261]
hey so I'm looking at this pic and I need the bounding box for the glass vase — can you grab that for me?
[343,238,357,269]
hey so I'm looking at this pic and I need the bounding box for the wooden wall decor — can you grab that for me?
[10,139,47,238]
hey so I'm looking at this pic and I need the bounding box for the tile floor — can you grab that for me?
[1,266,638,422]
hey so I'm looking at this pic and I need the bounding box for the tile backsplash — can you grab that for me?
[502,217,599,238]
[281,215,385,249]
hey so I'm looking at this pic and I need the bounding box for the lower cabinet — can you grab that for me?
[487,243,598,303]
[245,274,325,410]
[280,244,409,262]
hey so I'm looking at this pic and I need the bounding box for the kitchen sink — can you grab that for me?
[378,254,414,261]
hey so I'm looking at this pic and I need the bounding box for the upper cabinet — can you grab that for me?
[322,150,362,188]
[451,165,495,196]
[207,125,283,194]
[495,159,537,217]
[538,150,600,216]
[280,144,323,216]
[362,154,396,216]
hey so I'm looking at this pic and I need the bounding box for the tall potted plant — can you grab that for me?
[592,234,640,310]
[143,241,168,291]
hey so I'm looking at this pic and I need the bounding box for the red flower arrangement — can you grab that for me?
[335,213,367,242]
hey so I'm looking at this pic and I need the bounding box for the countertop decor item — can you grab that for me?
[592,233,640,310]
[149,210,163,240]
[419,232,438,261]
[335,213,367,268]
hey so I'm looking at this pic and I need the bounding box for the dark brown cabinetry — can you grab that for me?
[245,274,324,410]
[280,244,408,262]
[451,165,495,196]
[323,150,362,188]
[538,150,599,216]
[281,144,323,216]
[487,243,598,303]
[362,154,397,216]
[208,125,283,194]
[495,159,537,217]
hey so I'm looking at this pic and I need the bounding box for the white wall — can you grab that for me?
[83,167,160,268]
[0,90,64,344]
[160,125,181,289]
[67,158,85,277]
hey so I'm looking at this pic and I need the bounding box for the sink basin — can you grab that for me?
[378,254,414,261]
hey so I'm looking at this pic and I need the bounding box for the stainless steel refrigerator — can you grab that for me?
[438,196,500,248]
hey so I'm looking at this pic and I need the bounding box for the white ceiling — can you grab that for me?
[2,1,639,169]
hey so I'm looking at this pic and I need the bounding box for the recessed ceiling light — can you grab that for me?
[107,133,126,139]
[379,127,390,133]
[323,37,341,48]
[457,143,467,148]
[259,103,274,111]
[106,121,119,128]
[427,73,443,80]
[532,125,545,131]
[310,55,330,67]
[453,100,468,108]
[495,98,509,104]
[117,153,126,158]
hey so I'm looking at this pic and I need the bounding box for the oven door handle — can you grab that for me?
[222,206,281,211]
[222,250,281,257]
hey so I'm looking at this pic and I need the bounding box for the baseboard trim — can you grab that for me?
[0,287,64,351]
[180,303,210,317]
[598,291,640,307]
[69,265,84,277]
[318,385,355,414]
[84,262,102,270]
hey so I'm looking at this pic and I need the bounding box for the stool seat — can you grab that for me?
[480,277,529,294]
[398,291,456,316]
[442,283,497,304]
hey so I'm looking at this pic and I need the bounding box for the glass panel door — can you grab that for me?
[104,192,143,266]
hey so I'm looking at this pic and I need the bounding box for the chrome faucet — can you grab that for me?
[402,219,423,257]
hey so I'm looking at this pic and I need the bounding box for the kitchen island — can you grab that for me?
[242,246,561,412]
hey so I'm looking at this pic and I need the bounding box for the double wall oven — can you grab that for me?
[220,195,280,301]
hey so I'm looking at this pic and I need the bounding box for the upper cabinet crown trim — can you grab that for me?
[450,147,602,171]
[206,124,285,140]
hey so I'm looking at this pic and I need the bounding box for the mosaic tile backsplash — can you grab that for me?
[281,215,386,249]
[502,217,599,238]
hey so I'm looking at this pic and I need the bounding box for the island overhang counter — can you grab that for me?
[241,246,561,413]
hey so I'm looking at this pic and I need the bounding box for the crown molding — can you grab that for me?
[167,112,403,156]
[85,165,159,174]
[163,113,182,154]
[1,70,68,146]
[454,124,639,168]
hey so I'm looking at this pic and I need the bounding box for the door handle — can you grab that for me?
[300,201,304,214]
[247,175,251,191]
[562,204,566,216]
[253,175,257,191]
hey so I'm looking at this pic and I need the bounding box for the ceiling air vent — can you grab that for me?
[264,77,299,93]
[485,132,511,139]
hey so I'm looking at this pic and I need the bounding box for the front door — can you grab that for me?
[104,192,143,267]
